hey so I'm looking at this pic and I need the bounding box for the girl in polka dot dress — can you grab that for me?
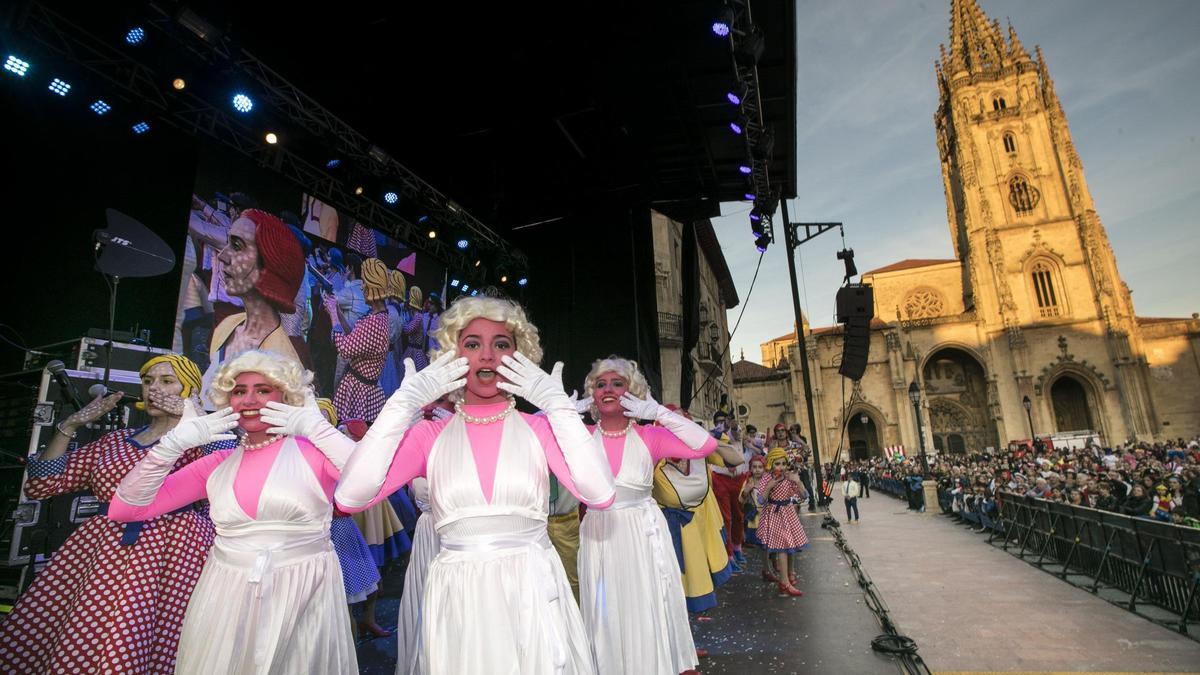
[754,448,810,598]
[0,355,220,674]
[324,257,390,423]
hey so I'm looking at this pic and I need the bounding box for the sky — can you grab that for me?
[714,0,1200,365]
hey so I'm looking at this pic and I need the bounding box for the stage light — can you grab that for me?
[712,8,734,37]
[264,132,278,144]
[456,238,469,250]
[450,279,460,288]
[384,191,399,204]
[417,215,430,224]
[172,78,187,90]
[90,100,111,115]
[326,159,341,169]
[125,27,146,45]
[354,186,364,195]
[461,284,470,292]
[132,121,150,134]
[755,234,771,252]
[744,192,756,201]
[4,55,30,77]
[427,230,437,239]
[232,93,254,113]
[471,290,479,296]
[729,120,743,135]
[727,83,749,106]
[474,259,482,268]
[738,164,752,175]
[500,275,508,283]
[749,210,761,223]
[48,78,71,96]
[518,278,528,287]
[837,248,858,279]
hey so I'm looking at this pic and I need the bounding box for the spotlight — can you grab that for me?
[837,248,858,280]
[750,211,762,223]
[744,192,756,201]
[48,78,71,96]
[751,215,765,237]
[518,278,528,287]
[500,275,508,283]
[232,93,254,113]
[417,215,430,224]
[354,186,364,195]
[384,191,399,204]
[326,159,341,169]
[461,284,470,292]
[90,100,111,115]
[4,55,30,77]
[712,8,734,37]
[427,230,437,239]
[125,27,146,45]
[474,259,482,268]
[132,121,150,134]
[729,120,743,135]
[264,132,279,144]
[755,233,771,252]
[456,238,469,250]
[738,164,752,175]
[727,82,749,106]
[172,78,187,90]
[471,290,479,296]
[450,279,460,288]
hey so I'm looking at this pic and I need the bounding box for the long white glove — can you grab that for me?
[261,392,353,471]
[620,392,711,451]
[497,353,614,505]
[116,401,239,506]
[567,390,590,417]
[336,350,468,509]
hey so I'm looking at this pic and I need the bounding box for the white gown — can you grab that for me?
[578,428,697,674]
[173,438,357,674]
[396,478,440,675]
[420,412,595,675]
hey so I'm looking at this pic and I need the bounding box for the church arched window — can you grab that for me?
[1030,260,1061,318]
[992,96,1007,111]
[1003,132,1017,154]
[1009,175,1040,215]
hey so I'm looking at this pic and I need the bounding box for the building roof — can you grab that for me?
[768,331,796,343]
[732,358,786,383]
[1137,316,1194,326]
[862,258,957,276]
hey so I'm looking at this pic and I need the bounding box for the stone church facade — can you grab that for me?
[736,0,1200,462]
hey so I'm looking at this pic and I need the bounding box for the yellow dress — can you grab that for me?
[652,453,732,613]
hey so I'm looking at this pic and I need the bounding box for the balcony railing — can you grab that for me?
[658,312,682,345]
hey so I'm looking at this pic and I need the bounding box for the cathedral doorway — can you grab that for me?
[847,411,881,461]
[922,347,998,453]
[1050,375,1095,433]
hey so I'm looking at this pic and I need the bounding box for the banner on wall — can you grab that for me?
[172,146,446,415]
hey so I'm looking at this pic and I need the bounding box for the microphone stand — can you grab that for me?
[103,274,119,392]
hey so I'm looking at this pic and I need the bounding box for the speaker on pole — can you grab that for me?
[836,284,874,380]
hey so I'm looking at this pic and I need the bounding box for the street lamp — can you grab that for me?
[1022,395,1034,445]
[908,381,929,475]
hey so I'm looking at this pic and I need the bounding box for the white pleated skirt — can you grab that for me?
[173,537,357,674]
[396,513,440,675]
[579,500,698,675]
[419,517,595,675]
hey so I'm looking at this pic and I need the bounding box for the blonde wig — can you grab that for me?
[360,257,390,303]
[135,354,202,411]
[582,356,650,420]
[387,269,407,301]
[408,285,424,310]
[208,349,312,408]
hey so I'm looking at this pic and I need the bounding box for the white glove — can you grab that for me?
[337,350,467,509]
[117,400,237,507]
[154,400,239,461]
[568,390,590,416]
[619,391,664,421]
[655,402,713,451]
[498,354,614,506]
[261,392,353,470]
[496,352,571,412]
[430,406,454,421]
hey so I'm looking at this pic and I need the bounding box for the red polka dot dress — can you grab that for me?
[0,429,216,674]
[754,473,810,554]
[332,310,389,424]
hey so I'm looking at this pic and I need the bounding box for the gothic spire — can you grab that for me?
[1007,18,1031,63]
[947,0,1006,75]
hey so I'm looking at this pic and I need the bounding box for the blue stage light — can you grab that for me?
[712,21,730,37]
[326,159,341,169]
[739,165,752,175]
[4,55,30,77]
[456,238,469,250]
[518,278,528,287]
[450,279,460,288]
[727,92,741,106]
[470,290,478,296]
[232,93,254,113]
[48,78,71,96]
[744,192,755,201]
[730,121,743,135]
[461,284,470,292]
[384,192,399,204]
[90,100,111,115]
[417,215,429,224]
[132,121,150,134]
[126,27,146,45]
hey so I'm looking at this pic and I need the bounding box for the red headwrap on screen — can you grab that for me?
[242,209,303,313]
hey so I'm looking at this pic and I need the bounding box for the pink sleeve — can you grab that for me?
[108,450,231,522]
[642,425,717,462]
[530,415,615,509]
[335,420,438,513]
[297,438,340,502]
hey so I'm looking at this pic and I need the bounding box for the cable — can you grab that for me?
[689,250,764,402]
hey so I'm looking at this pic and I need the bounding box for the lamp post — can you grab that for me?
[908,381,929,475]
[1022,395,1034,445]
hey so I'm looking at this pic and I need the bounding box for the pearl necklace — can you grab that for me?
[455,398,516,425]
[599,420,634,438]
[239,435,281,451]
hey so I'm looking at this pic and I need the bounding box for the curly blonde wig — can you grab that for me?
[431,296,543,365]
[583,356,649,420]
[208,349,312,408]
[387,269,407,301]
[360,258,390,303]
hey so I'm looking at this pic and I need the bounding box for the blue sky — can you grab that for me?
[714,0,1200,364]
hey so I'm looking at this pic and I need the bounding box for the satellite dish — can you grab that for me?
[93,208,175,278]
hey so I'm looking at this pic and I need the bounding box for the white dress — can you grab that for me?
[396,477,440,675]
[420,412,595,675]
[173,438,357,674]
[578,428,697,674]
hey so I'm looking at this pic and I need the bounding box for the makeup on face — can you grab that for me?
[591,371,628,418]
[218,217,260,296]
[457,317,515,405]
[141,362,183,416]
[229,371,285,433]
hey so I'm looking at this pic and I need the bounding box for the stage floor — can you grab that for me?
[357,509,904,674]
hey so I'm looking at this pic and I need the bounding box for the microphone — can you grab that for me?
[87,383,141,404]
[46,360,85,411]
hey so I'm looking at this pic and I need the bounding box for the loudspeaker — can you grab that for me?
[836,283,874,381]
[835,285,874,323]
